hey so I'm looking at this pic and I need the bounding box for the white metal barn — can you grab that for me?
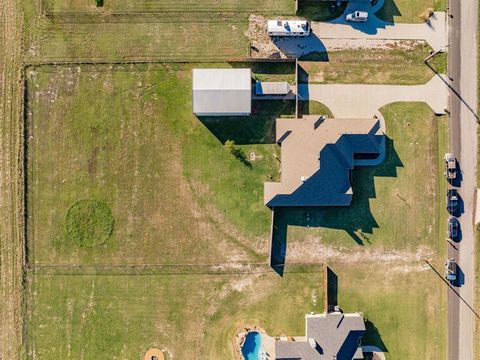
[192,68,252,116]
[267,20,310,37]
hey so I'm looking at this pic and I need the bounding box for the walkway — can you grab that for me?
[298,75,448,118]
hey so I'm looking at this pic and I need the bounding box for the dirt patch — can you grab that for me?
[286,237,434,264]
[245,15,287,59]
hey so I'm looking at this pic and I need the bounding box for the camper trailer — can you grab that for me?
[267,20,310,37]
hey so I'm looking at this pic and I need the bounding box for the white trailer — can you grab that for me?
[267,20,310,37]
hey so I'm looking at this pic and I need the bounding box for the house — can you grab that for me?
[192,68,251,116]
[264,115,385,207]
[276,311,366,360]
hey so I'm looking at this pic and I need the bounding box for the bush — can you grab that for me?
[96,0,104,7]
[65,200,114,248]
[224,140,252,168]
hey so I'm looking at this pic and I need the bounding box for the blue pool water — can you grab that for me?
[241,331,262,360]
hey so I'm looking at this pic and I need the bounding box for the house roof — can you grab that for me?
[192,68,251,115]
[264,115,385,207]
[275,312,366,360]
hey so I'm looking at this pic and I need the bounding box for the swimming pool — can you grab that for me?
[241,331,262,360]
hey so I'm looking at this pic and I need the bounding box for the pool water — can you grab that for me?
[241,331,262,360]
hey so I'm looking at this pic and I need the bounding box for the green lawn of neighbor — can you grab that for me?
[27,272,323,359]
[279,102,448,254]
[27,262,446,359]
[375,0,446,23]
[334,261,446,359]
[44,0,295,14]
[299,43,446,85]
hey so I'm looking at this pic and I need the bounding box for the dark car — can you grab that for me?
[446,189,459,214]
[447,216,459,240]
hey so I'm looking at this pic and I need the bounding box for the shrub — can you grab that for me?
[224,140,252,168]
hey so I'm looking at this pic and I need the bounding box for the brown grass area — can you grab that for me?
[0,0,26,358]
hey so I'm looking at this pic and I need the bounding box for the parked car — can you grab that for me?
[444,153,456,179]
[445,258,457,281]
[346,11,368,22]
[447,216,459,240]
[446,189,458,214]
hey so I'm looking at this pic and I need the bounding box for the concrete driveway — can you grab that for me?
[298,75,448,118]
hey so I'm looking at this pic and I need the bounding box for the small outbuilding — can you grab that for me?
[192,68,252,116]
[255,81,290,96]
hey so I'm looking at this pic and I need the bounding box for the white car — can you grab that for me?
[444,153,456,179]
[346,11,368,22]
[445,258,457,281]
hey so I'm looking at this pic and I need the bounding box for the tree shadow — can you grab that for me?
[270,136,403,274]
[363,319,389,352]
[197,100,295,145]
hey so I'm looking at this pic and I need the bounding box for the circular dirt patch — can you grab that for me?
[144,348,164,360]
[65,200,114,248]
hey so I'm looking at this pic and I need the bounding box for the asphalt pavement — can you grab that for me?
[447,0,478,358]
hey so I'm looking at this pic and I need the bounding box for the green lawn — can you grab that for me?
[375,0,446,23]
[299,43,444,85]
[276,102,448,255]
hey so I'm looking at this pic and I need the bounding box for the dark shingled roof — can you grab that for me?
[275,312,366,360]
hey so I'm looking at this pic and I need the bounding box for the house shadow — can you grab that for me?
[197,100,295,145]
[270,136,403,275]
[373,0,402,24]
[363,319,388,353]
[326,266,338,312]
[326,0,402,34]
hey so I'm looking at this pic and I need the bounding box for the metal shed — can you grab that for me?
[192,68,252,116]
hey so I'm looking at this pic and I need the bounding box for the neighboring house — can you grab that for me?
[276,311,366,360]
[264,115,385,207]
[192,68,251,116]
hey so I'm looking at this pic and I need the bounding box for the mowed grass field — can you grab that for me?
[27,262,446,359]
[25,17,249,62]
[45,0,295,13]
[299,42,447,85]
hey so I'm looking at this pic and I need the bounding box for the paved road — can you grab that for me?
[447,0,478,357]
[298,76,448,118]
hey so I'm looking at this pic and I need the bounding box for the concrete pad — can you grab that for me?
[298,75,449,118]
